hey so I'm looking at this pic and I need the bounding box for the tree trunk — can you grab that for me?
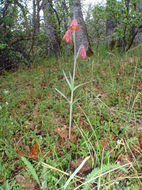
[33,0,36,35]
[61,0,68,31]
[135,0,142,44]
[32,0,40,34]
[69,0,93,56]
[136,0,142,11]
[106,0,117,48]
[42,0,60,56]
[36,0,40,33]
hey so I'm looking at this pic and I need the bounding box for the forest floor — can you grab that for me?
[0,47,142,189]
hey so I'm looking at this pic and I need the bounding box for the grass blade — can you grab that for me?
[64,156,90,190]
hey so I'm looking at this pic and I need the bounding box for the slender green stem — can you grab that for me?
[69,30,77,139]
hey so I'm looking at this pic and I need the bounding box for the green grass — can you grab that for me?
[0,47,142,189]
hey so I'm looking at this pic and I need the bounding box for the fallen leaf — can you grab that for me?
[15,174,26,184]
[54,126,68,139]
[120,65,126,70]
[20,104,26,109]
[15,174,36,190]
[0,96,2,101]
[23,182,36,190]
[28,142,39,160]
[14,76,19,82]
[136,83,142,89]
[99,139,111,150]
[47,95,50,100]
[51,111,65,125]
[71,158,92,174]
[98,93,111,99]
[16,150,25,157]
[31,111,37,117]
[138,135,142,149]
[128,57,135,64]
[70,133,78,144]
[54,126,78,144]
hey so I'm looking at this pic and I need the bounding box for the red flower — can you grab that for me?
[69,19,80,32]
[79,46,87,59]
[62,30,72,43]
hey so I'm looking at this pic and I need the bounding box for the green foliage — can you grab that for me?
[0,1,29,70]
[21,157,40,186]
[0,43,7,49]
[107,0,142,49]
[0,0,48,71]
[85,0,142,51]
[0,0,142,188]
[0,50,141,188]
[83,164,128,190]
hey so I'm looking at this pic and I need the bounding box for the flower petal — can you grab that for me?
[69,19,80,32]
[62,30,72,43]
[79,46,87,59]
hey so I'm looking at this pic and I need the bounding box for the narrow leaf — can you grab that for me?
[74,80,94,91]
[5,181,10,190]
[21,157,40,186]
[72,98,80,105]
[69,72,74,88]
[63,70,71,89]
[55,88,70,104]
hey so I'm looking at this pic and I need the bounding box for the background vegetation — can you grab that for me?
[0,0,142,189]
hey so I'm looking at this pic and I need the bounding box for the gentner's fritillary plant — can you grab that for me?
[55,19,87,139]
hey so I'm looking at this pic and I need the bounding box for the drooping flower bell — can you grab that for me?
[79,46,87,59]
[62,30,72,43]
[69,19,80,32]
